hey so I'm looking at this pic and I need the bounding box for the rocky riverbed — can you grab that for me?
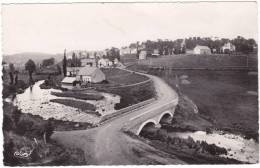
[5,80,120,124]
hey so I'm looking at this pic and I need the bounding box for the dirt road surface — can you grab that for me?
[52,70,183,165]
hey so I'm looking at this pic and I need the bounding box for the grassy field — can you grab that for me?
[128,61,258,139]
[148,69,258,139]
[133,54,258,69]
[97,80,156,109]
[120,54,138,66]
[101,68,149,86]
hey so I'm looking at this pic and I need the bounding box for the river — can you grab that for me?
[168,130,259,163]
[6,80,120,124]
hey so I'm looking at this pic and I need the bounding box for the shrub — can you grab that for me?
[16,119,34,136]
[44,121,54,142]
[3,115,14,131]
[15,118,45,138]
[12,109,22,125]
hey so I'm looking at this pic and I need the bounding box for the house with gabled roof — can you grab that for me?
[75,66,106,84]
[193,45,211,55]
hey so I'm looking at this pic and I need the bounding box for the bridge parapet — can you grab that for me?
[123,100,178,135]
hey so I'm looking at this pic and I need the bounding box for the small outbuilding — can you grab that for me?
[76,67,106,84]
[61,77,77,90]
[193,45,211,55]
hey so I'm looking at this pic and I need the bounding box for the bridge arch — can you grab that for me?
[136,119,158,135]
[158,111,173,124]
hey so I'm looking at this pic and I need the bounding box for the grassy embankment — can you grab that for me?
[3,71,88,165]
[97,68,155,109]
[51,91,104,100]
[50,91,103,115]
[3,102,86,166]
[127,54,258,140]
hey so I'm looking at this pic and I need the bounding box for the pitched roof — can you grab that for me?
[77,67,103,76]
[194,45,210,50]
[61,77,76,83]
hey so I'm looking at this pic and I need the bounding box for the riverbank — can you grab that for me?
[2,73,57,98]
[51,91,104,100]
[50,99,96,114]
[127,92,258,164]
[3,102,87,166]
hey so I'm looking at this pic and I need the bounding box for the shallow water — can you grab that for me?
[169,131,259,163]
[6,80,120,124]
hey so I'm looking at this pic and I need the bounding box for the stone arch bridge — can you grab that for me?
[123,99,178,135]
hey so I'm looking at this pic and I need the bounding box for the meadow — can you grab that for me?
[126,53,258,139]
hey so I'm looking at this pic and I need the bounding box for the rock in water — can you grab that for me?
[181,79,191,85]
[180,75,189,79]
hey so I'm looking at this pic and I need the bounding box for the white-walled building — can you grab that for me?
[152,49,160,56]
[120,47,131,55]
[61,77,77,90]
[98,58,109,67]
[139,50,147,60]
[98,58,114,68]
[193,45,212,55]
[76,67,106,83]
[221,42,236,53]
[66,67,82,77]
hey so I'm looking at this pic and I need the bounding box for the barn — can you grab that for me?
[76,67,106,83]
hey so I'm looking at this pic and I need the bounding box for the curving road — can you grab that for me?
[52,69,182,165]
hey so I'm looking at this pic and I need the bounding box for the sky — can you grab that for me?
[2,2,258,54]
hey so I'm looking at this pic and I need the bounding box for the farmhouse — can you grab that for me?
[76,66,106,83]
[221,42,236,53]
[98,58,113,68]
[193,45,212,55]
[98,58,109,67]
[61,77,77,90]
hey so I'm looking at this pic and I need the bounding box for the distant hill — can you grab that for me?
[3,52,64,68]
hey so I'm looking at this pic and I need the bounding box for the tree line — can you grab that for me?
[128,36,257,56]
